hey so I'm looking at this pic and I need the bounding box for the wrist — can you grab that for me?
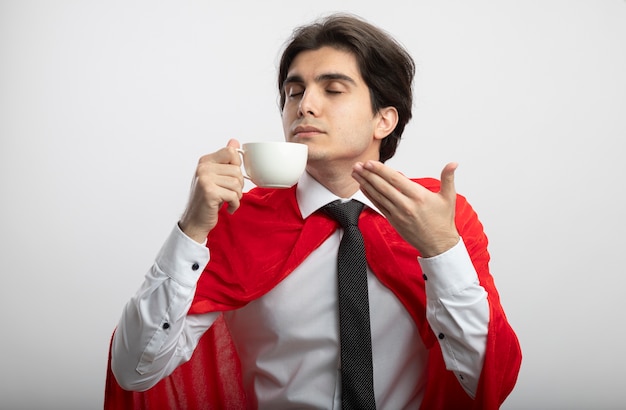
[419,235,460,259]
[177,220,210,244]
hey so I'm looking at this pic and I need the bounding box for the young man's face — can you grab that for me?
[281,46,390,171]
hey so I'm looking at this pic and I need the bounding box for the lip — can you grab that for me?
[292,124,323,138]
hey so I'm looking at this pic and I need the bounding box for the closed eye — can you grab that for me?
[286,84,305,98]
[323,79,350,95]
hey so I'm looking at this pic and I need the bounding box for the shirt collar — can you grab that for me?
[296,171,384,219]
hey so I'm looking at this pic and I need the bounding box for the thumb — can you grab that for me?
[440,162,458,199]
[225,138,242,166]
[227,138,241,149]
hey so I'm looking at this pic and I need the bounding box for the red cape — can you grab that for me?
[105,179,521,409]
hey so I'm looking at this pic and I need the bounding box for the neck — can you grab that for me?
[306,163,361,198]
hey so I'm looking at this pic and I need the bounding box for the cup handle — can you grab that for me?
[236,148,252,181]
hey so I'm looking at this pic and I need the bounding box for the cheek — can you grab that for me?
[333,109,375,140]
[281,109,294,133]
[282,100,299,119]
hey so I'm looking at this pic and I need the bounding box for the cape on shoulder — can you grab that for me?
[105,179,521,409]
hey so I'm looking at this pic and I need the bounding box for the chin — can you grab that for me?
[304,147,327,162]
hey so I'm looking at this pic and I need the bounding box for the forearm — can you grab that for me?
[420,238,489,398]
[111,224,219,391]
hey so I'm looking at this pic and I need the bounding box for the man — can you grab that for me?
[106,13,521,409]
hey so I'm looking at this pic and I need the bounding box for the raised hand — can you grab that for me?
[352,160,460,258]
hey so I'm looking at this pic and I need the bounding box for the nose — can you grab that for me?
[297,89,318,118]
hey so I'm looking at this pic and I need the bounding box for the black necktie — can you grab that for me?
[323,199,376,410]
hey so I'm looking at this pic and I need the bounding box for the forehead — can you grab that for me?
[287,46,363,82]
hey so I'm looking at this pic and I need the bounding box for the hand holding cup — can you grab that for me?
[179,140,308,243]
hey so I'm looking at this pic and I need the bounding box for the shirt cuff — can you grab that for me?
[154,224,210,288]
[418,237,479,298]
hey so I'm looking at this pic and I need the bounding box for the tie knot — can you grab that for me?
[322,199,364,228]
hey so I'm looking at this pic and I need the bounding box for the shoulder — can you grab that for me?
[240,186,297,210]
[216,186,301,225]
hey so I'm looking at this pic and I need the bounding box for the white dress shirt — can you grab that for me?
[112,171,489,409]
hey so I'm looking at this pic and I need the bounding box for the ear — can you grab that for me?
[373,106,399,140]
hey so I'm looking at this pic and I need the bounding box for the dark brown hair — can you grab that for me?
[278,14,415,162]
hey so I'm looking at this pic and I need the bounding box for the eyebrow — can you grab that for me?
[282,73,358,89]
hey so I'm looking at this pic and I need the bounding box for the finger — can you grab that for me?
[196,173,243,215]
[440,162,458,200]
[352,164,382,203]
[223,191,242,214]
[198,161,242,178]
[358,181,392,217]
[359,160,398,182]
[215,171,244,215]
[200,143,241,167]
[226,139,242,166]
[353,162,404,212]
[356,160,422,204]
[226,138,241,149]
[212,173,245,194]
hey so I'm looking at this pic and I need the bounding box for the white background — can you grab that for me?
[1,1,625,409]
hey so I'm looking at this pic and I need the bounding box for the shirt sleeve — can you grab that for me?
[418,237,489,398]
[111,224,221,391]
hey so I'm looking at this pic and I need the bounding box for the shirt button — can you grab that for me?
[192,262,200,271]
[422,273,428,280]
[438,333,445,340]
[163,322,170,330]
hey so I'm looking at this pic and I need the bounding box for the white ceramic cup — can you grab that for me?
[237,142,308,188]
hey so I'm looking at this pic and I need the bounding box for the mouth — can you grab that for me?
[292,124,323,139]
